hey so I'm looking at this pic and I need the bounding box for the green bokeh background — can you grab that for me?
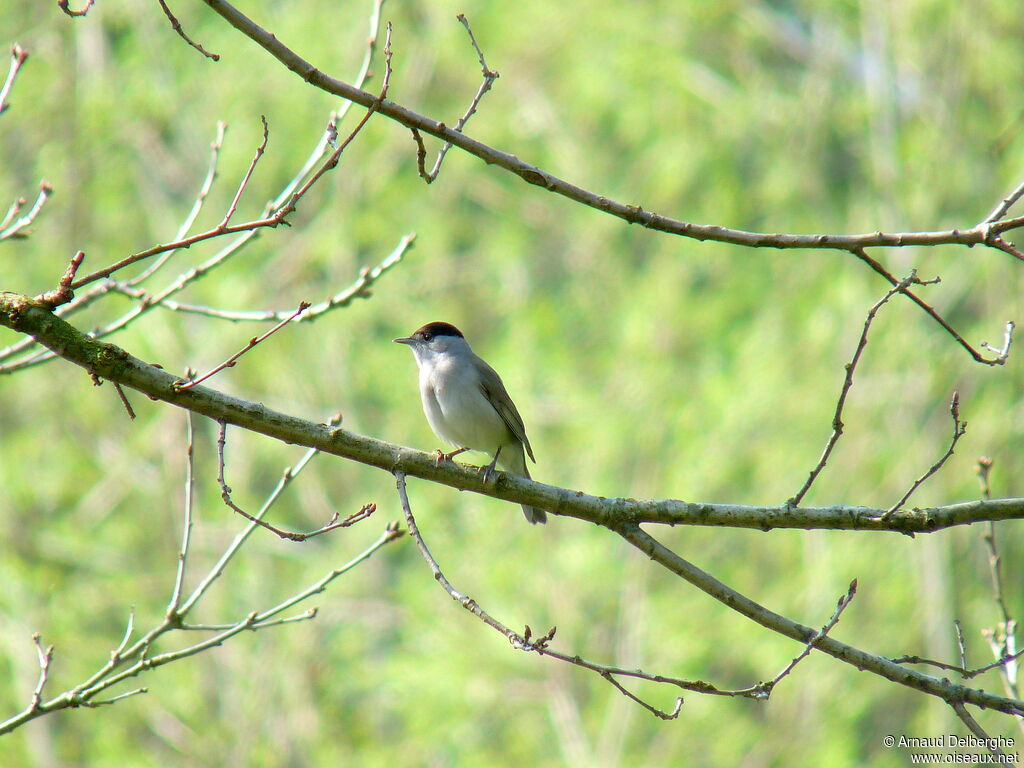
[2,1,1023,765]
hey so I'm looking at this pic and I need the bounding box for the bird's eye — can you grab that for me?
[422,332,433,342]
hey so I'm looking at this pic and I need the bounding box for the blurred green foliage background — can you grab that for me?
[2,0,1024,765]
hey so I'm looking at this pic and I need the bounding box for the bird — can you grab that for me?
[394,321,545,524]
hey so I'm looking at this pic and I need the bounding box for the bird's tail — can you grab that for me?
[501,445,547,525]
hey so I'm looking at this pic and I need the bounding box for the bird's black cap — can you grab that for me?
[412,321,464,340]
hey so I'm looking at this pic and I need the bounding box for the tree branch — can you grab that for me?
[789,270,932,506]
[883,391,967,519]
[0,44,29,116]
[616,524,1024,717]
[411,14,499,183]
[4,290,1024,536]
[0,410,402,735]
[198,0,1024,261]
[156,0,220,61]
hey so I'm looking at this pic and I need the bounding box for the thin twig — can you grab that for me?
[759,579,858,696]
[0,412,400,736]
[0,4,381,374]
[789,271,929,506]
[176,300,310,390]
[112,609,136,663]
[268,24,394,225]
[178,412,344,614]
[128,121,228,286]
[0,196,24,232]
[850,248,1011,366]
[156,0,220,61]
[197,0,1024,297]
[65,50,386,293]
[125,232,414,322]
[88,372,136,420]
[81,688,149,707]
[978,458,1014,634]
[56,0,95,17]
[394,470,837,718]
[0,181,54,241]
[890,647,1024,680]
[29,634,53,711]
[980,321,1015,363]
[976,458,1023,733]
[989,236,1024,263]
[219,115,268,229]
[0,43,29,116]
[883,391,967,519]
[167,410,196,619]
[35,251,84,308]
[951,701,1010,759]
[216,421,375,540]
[955,619,968,673]
[982,179,1024,225]
[111,382,136,420]
[412,14,499,183]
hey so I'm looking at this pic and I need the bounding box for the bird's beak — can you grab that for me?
[393,336,415,345]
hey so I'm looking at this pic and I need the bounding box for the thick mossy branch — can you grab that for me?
[5,291,1024,718]
[2,290,1022,534]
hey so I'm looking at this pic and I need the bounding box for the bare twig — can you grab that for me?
[890,647,1024,680]
[56,0,95,17]
[124,232,415,322]
[156,0,221,61]
[0,0,391,365]
[759,579,858,696]
[412,14,499,183]
[0,2,391,374]
[167,410,196,619]
[978,459,1014,634]
[0,44,29,116]
[175,300,310,390]
[955,619,968,673]
[219,115,268,229]
[982,179,1024,225]
[849,248,1011,366]
[88,371,137,420]
[111,382,136,420]
[80,688,149,707]
[63,31,390,294]
[883,391,967,519]
[951,701,1010,759]
[29,634,54,711]
[216,421,375,540]
[617,522,1024,717]
[128,121,228,286]
[980,321,1015,363]
[395,471,853,718]
[976,459,1023,735]
[0,412,400,736]
[0,196,24,232]
[35,251,84,309]
[394,470,685,718]
[195,1,1024,316]
[989,236,1024,263]
[267,23,394,224]
[789,270,931,506]
[179,412,342,614]
[0,182,54,241]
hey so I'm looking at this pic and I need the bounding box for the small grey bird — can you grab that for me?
[394,321,545,524]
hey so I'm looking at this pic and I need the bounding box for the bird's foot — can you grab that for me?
[479,447,502,484]
[434,447,468,466]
